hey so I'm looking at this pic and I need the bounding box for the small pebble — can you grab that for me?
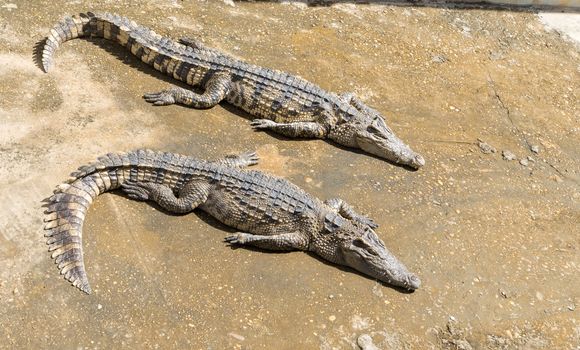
[478,140,496,154]
[97,304,103,310]
[530,145,540,154]
[519,158,529,166]
[489,51,504,60]
[1,3,17,10]
[328,315,336,322]
[502,150,516,161]
[432,55,447,63]
[357,334,379,350]
[228,332,245,341]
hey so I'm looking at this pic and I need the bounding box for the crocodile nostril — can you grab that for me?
[407,274,421,290]
[413,155,425,168]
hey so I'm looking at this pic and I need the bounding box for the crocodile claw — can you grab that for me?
[224,233,248,245]
[143,90,176,106]
[250,119,276,130]
[357,217,379,229]
[368,221,379,229]
[239,151,259,166]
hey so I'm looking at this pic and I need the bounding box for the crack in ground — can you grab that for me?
[487,73,567,179]
[487,73,532,150]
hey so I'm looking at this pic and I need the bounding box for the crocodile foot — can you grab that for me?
[237,151,259,166]
[224,232,250,245]
[143,89,178,106]
[355,216,379,229]
[250,119,276,130]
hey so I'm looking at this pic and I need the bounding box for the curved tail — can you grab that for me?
[42,12,167,73]
[43,152,129,294]
[44,182,98,294]
[42,13,92,72]
[44,149,193,294]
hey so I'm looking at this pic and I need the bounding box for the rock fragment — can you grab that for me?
[357,334,380,350]
[502,150,516,161]
[478,140,496,154]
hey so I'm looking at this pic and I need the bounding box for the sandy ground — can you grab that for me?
[0,1,578,349]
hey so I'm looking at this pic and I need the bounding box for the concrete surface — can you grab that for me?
[539,13,580,45]
[0,1,579,349]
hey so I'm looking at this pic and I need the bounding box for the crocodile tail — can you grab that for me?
[41,13,95,72]
[42,12,178,73]
[43,176,109,294]
[42,151,136,294]
[43,149,172,294]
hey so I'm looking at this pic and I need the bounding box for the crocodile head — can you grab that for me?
[329,104,424,169]
[320,220,421,290]
[354,116,425,169]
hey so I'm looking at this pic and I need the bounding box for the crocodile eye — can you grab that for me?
[367,123,383,136]
[370,116,393,134]
[364,228,386,249]
[367,117,388,136]
[352,237,380,256]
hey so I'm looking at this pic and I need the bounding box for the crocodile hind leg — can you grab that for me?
[178,37,231,57]
[121,180,210,214]
[224,232,309,251]
[178,37,209,50]
[212,151,259,168]
[143,71,231,108]
[324,198,378,229]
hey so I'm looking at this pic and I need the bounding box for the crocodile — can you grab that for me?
[41,12,425,169]
[43,150,421,294]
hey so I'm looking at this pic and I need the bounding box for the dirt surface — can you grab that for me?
[0,1,578,349]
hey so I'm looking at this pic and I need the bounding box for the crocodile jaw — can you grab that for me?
[344,245,421,290]
[356,131,424,169]
[338,228,421,290]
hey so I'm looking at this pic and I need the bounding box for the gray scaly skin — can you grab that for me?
[44,150,421,294]
[41,12,425,169]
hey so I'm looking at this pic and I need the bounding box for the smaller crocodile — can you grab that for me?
[41,12,425,169]
[44,150,421,294]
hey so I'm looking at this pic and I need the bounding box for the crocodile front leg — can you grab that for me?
[340,92,382,117]
[324,198,378,229]
[250,120,329,138]
[212,151,259,168]
[121,180,210,214]
[224,232,309,251]
[143,71,231,108]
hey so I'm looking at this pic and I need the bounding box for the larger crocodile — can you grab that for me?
[44,150,421,294]
[41,12,425,169]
